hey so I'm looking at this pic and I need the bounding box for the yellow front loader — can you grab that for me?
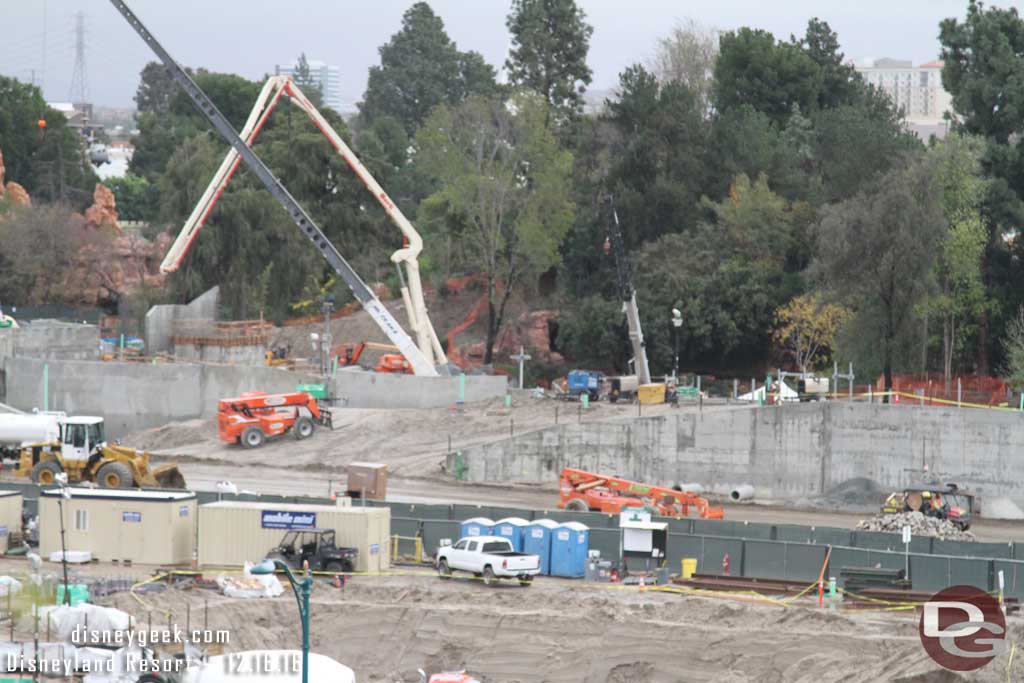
[16,444,186,489]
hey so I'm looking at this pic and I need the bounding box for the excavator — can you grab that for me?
[334,342,412,374]
[558,467,724,519]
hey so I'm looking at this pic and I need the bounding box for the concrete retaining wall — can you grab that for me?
[1,321,99,361]
[0,358,508,437]
[330,370,507,409]
[145,286,219,353]
[448,402,1024,504]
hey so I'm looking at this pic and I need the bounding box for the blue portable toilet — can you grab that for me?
[459,517,494,539]
[550,521,590,578]
[524,519,559,575]
[492,517,530,551]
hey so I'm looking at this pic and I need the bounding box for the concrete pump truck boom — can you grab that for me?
[106,0,444,377]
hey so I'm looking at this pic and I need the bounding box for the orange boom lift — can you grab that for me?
[558,467,724,519]
[217,391,333,448]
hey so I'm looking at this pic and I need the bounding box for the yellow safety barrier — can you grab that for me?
[390,534,425,565]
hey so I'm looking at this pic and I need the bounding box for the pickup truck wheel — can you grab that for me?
[438,559,452,580]
[482,566,496,586]
[518,575,534,586]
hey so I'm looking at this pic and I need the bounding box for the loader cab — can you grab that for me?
[61,417,105,462]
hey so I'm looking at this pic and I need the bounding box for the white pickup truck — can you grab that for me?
[436,536,541,586]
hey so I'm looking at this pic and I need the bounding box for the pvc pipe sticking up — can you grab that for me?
[730,485,754,501]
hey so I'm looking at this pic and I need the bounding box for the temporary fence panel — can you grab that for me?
[851,531,903,552]
[734,521,774,540]
[485,506,532,522]
[403,503,451,520]
[524,519,559,575]
[785,543,829,582]
[812,527,853,547]
[691,519,734,537]
[700,536,744,575]
[909,554,948,593]
[743,540,787,579]
[391,517,421,539]
[866,549,907,573]
[421,520,461,558]
[994,560,1024,601]
[666,518,693,535]
[827,547,872,586]
[587,527,620,563]
[775,524,814,544]
[666,533,704,574]
[932,539,1012,560]
[948,557,991,589]
[0,491,22,553]
[450,504,489,522]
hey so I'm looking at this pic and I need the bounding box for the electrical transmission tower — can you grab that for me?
[68,11,88,104]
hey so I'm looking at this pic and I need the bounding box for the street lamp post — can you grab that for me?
[671,308,683,381]
[251,559,312,683]
[55,473,71,606]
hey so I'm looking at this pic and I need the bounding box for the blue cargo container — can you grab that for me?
[550,521,590,578]
[567,370,603,398]
[524,519,559,575]
[492,517,530,551]
[459,517,494,539]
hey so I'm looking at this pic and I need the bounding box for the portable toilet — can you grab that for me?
[459,517,494,539]
[551,521,589,578]
[492,517,530,551]
[524,519,559,574]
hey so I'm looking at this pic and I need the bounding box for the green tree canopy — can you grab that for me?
[505,0,594,119]
[415,92,575,363]
[359,2,497,135]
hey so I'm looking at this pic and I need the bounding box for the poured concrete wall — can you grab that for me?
[448,402,1024,504]
[145,286,219,353]
[330,370,507,409]
[1,321,99,360]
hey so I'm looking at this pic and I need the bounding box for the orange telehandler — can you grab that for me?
[334,342,412,374]
[217,391,333,448]
[558,467,724,519]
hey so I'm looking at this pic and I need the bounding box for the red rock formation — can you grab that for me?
[83,183,121,232]
[0,149,6,199]
[5,182,30,207]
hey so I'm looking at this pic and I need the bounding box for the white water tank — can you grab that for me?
[0,413,61,446]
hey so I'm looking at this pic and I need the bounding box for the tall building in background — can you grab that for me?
[854,58,954,139]
[275,58,343,113]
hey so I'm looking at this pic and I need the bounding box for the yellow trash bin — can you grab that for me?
[681,558,697,579]
[638,383,666,405]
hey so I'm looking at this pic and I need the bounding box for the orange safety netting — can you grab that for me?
[875,373,1010,406]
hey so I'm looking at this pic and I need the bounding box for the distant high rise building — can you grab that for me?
[275,58,342,112]
[854,58,953,139]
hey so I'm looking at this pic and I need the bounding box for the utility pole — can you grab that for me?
[320,296,334,376]
[671,308,682,380]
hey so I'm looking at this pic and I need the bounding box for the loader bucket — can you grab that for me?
[152,464,187,489]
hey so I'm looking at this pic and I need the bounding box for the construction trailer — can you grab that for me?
[0,490,23,553]
[39,488,197,565]
[198,501,390,573]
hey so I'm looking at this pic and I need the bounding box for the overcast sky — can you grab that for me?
[1,0,1016,110]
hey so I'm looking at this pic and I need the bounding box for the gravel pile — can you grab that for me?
[856,511,976,542]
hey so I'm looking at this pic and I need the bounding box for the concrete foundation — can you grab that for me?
[0,320,99,361]
[448,402,1024,504]
[174,342,266,364]
[145,286,219,353]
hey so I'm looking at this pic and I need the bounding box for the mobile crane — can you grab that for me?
[107,0,444,377]
[603,198,652,386]
[558,467,724,519]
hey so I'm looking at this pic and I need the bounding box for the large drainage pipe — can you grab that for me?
[730,485,754,501]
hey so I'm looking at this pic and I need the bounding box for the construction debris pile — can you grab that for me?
[856,511,976,541]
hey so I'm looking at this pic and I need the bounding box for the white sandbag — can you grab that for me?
[26,604,132,642]
[49,550,92,563]
[217,564,284,599]
[0,576,22,597]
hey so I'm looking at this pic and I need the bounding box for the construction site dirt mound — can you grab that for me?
[857,511,976,541]
[94,572,1006,682]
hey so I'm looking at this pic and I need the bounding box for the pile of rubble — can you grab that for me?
[856,511,976,542]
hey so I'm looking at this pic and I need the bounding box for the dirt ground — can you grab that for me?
[0,564,1008,683]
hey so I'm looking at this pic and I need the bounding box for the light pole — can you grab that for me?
[251,559,312,683]
[55,473,71,606]
[671,308,683,381]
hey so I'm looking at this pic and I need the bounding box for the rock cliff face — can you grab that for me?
[83,183,121,232]
[0,150,31,207]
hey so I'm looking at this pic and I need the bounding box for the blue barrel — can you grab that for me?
[459,517,494,539]
[524,519,559,574]
[492,517,530,551]
[550,521,590,578]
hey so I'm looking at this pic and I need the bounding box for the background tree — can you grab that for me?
[505,0,594,120]
[415,93,575,364]
[104,174,160,222]
[772,294,849,374]
[648,18,717,116]
[793,18,863,110]
[359,2,497,135]
[0,76,97,206]
[813,157,945,391]
[133,61,176,116]
[1001,307,1024,390]
[712,28,821,126]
